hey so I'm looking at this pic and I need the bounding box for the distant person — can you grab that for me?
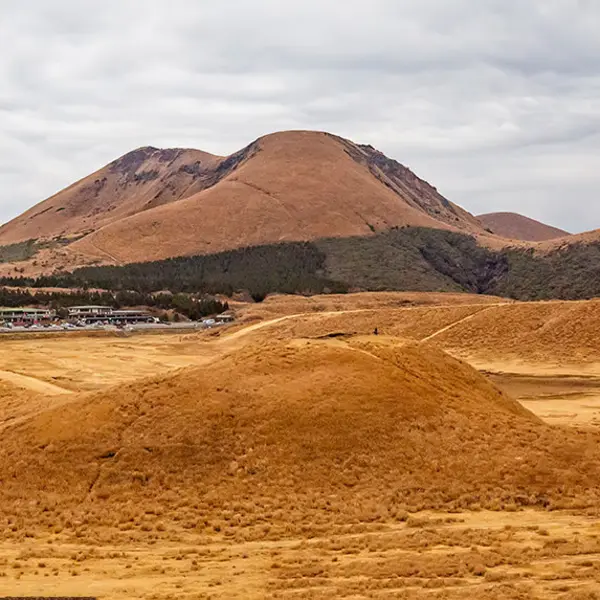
[373,327,378,335]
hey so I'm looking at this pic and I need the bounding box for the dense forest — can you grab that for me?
[0,241,347,298]
[2,227,600,301]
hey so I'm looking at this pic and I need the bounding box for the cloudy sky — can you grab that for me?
[1,0,599,232]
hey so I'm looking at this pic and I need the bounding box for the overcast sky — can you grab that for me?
[1,0,599,233]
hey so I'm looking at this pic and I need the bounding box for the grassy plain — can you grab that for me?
[1,292,600,599]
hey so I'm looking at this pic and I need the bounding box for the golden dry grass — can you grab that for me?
[0,381,57,429]
[238,290,508,320]
[2,293,600,598]
[429,299,600,371]
[252,304,493,343]
[0,510,599,599]
[0,332,215,392]
[240,296,600,374]
[2,340,600,520]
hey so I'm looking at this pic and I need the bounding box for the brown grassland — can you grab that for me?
[1,291,600,599]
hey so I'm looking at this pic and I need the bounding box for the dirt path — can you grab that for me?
[233,303,507,343]
[82,237,122,265]
[217,314,302,342]
[211,304,508,362]
[0,301,515,398]
[215,310,373,346]
[0,370,73,396]
[419,305,498,343]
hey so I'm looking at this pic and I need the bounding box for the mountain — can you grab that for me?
[539,227,600,250]
[478,212,570,242]
[0,131,488,269]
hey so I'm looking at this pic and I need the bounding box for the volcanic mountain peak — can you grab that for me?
[0,129,489,269]
[109,146,191,177]
[348,139,481,231]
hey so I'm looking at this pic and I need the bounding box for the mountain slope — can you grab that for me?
[0,131,489,268]
[478,211,569,242]
[0,146,224,245]
[540,227,600,251]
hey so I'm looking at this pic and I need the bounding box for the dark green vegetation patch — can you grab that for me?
[3,227,600,301]
[0,240,39,263]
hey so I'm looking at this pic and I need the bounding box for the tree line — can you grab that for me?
[0,241,347,298]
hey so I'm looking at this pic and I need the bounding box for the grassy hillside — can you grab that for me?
[61,228,509,297]
[492,244,600,300]
[318,227,505,293]
[4,227,600,301]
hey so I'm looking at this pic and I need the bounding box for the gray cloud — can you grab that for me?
[1,0,600,232]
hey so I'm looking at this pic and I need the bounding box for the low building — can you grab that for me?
[68,306,156,325]
[0,307,55,325]
[68,305,114,320]
[110,310,156,324]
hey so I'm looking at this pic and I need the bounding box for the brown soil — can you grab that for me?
[487,373,600,430]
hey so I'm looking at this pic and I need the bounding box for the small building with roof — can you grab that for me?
[68,306,114,320]
[0,307,55,325]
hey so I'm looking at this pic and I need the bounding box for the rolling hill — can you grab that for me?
[3,339,599,528]
[0,131,488,268]
[478,211,570,242]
